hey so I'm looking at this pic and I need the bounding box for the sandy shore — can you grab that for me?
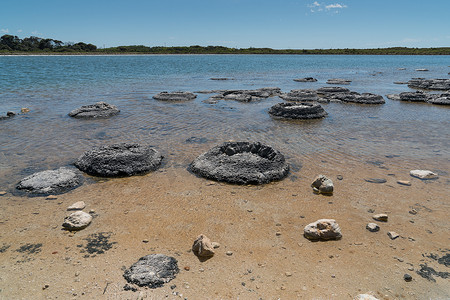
[0,155,449,299]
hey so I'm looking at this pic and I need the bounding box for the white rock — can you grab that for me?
[304,219,342,240]
[67,201,86,211]
[366,223,380,232]
[387,231,399,240]
[372,214,388,222]
[355,294,379,300]
[410,170,438,179]
[62,211,92,231]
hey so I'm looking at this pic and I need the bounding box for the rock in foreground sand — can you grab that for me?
[75,143,163,177]
[410,170,438,179]
[17,167,82,195]
[62,211,92,231]
[192,234,215,257]
[304,219,342,241]
[123,254,179,288]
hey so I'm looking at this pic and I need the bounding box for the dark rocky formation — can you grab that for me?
[17,167,82,195]
[268,102,327,119]
[326,79,351,85]
[75,143,163,177]
[68,102,120,119]
[399,91,429,102]
[209,88,281,102]
[0,111,17,120]
[153,91,197,101]
[279,89,321,102]
[294,77,317,82]
[316,86,351,94]
[427,93,450,105]
[320,91,385,104]
[190,141,289,185]
[123,254,179,288]
[407,78,450,90]
[210,77,234,80]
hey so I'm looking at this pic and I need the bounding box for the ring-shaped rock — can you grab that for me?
[190,141,289,185]
[75,143,163,177]
[269,102,327,119]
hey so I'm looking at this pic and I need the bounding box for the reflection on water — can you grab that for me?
[0,55,449,189]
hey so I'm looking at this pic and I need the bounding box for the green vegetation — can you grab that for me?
[2,35,450,55]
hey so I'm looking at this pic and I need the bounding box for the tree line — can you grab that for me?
[1,35,449,55]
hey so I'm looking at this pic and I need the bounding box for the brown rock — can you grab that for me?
[192,234,215,257]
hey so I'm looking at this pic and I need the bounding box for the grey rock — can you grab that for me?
[365,178,387,184]
[68,102,120,119]
[210,77,233,80]
[62,211,92,231]
[311,175,334,194]
[410,169,438,179]
[404,273,412,282]
[192,234,215,257]
[67,201,86,211]
[373,214,388,222]
[268,102,327,119]
[385,94,401,101]
[294,77,317,82]
[7,111,16,117]
[407,78,450,90]
[326,78,351,85]
[393,81,407,84]
[324,92,384,104]
[415,69,429,72]
[213,88,281,102]
[316,86,351,94]
[17,167,82,195]
[304,219,342,241]
[279,89,321,102]
[426,93,450,105]
[399,91,428,102]
[75,143,163,177]
[387,231,399,240]
[123,254,179,288]
[190,141,289,185]
[366,223,380,232]
[153,91,197,101]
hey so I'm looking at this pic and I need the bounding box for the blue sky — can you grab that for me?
[1,0,449,49]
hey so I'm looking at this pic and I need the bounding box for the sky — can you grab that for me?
[1,0,450,49]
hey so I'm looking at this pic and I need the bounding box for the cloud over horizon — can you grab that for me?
[308,2,347,13]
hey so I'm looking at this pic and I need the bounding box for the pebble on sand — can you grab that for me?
[62,211,92,231]
[372,214,388,222]
[366,223,380,232]
[67,201,86,211]
[409,170,438,179]
[387,231,399,240]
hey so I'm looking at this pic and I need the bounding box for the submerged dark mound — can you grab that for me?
[268,102,327,119]
[123,254,179,288]
[190,141,289,185]
[317,86,351,94]
[68,102,120,119]
[407,78,450,91]
[75,143,163,177]
[279,89,321,102]
[153,91,197,101]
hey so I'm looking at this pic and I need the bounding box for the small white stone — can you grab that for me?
[62,211,92,231]
[387,231,399,240]
[366,223,380,232]
[67,201,86,211]
[410,170,438,179]
[372,214,388,222]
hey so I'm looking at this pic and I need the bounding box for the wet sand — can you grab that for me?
[0,154,449,299]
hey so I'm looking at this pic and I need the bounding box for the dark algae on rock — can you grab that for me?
[123,254,179,289]
[75,143,163,177]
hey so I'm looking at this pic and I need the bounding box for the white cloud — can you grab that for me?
[1,28,9,34]
[325,3,347,10]
[17,29,23,33]
[308,2,347,13]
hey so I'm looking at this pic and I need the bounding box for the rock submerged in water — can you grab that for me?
[293,77,317,82]
[268,102,327,119]
[153,91,197,101]
[410,170,438,179]
[123,254,179,288]
[304,219,342,241]
[279,89,321,102]
[407,78,450,90]
[192,234,215,258]
[62,211,92,231]
[75,143,163,177]
[311,175,334,194]
[388,91,450,105]
[317,86,351,94]
[190,141,289,185]
[323,92,385,104]
[17,167,82,195]
[326,78,352,85]
[213,88,281,102]
[68,102,120,119]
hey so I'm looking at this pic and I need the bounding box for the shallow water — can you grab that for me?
[0,54,449,189]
